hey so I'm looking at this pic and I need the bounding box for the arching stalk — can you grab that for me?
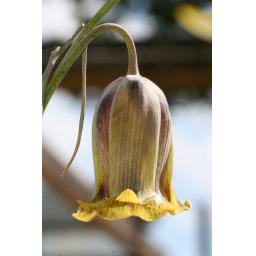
[86,23,139,75]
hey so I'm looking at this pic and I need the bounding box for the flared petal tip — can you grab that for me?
[168,200,192,216]
[184,200,192,209]
[72,189,191,222]
[72,211,97,222]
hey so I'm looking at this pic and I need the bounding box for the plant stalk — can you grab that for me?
[43,0,120,111]
[85,23,139,76]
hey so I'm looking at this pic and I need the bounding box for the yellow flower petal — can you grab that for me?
[184,200,192,208]
[72,189,191,222]
[72,210,97,222]
[116,189,141,203]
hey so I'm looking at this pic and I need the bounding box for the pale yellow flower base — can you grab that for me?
[72,189,191,222]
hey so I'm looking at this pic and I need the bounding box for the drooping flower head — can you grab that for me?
[62,23,191,222]
[73,74,191,222]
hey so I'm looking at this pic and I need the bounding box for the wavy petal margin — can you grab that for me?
[72,189,191,222]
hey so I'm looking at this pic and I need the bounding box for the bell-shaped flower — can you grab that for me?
[73,75,191,222]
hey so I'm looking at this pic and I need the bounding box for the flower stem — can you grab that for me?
[43,0,120,111]
[86,23,139,76]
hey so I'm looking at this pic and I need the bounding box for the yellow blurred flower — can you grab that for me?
[174,3,212,42]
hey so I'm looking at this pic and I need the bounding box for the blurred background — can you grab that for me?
[42,0,212,255]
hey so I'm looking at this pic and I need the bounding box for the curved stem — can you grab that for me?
[86,23,139,75]
[60,46,88,177]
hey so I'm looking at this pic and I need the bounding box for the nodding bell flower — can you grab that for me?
[73,74,191,222]
[63,23,191,222]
